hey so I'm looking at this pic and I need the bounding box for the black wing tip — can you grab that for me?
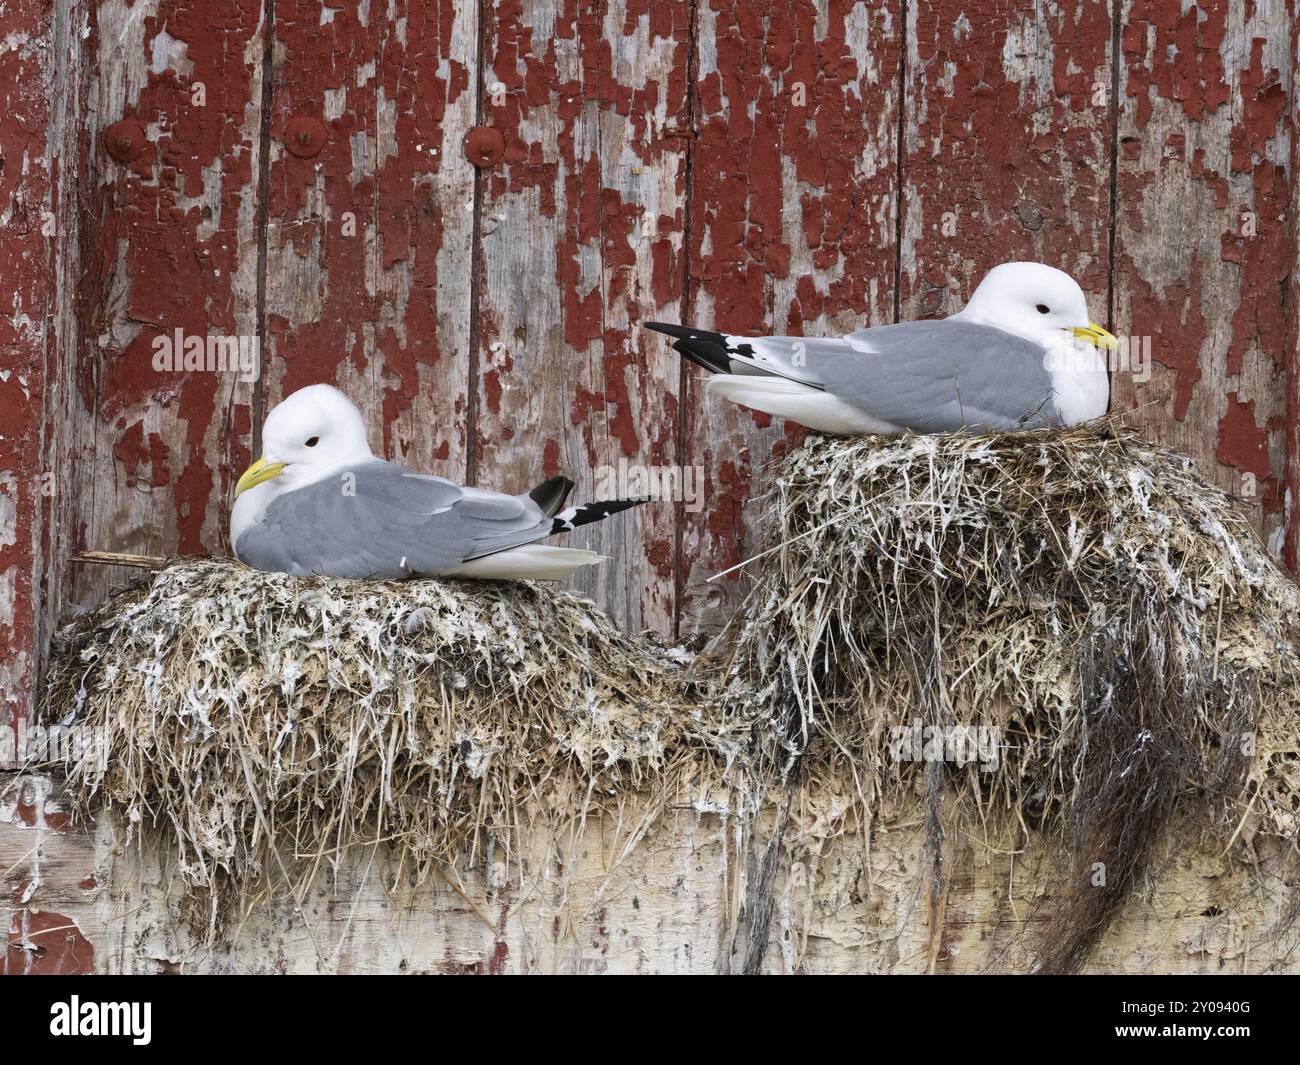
[550,496,649,534]
[644,323,731,375]
[644,322,727,345]
[644,321,693,339]
[595,496,650,514]
[529,475,575,516]
[642,322,761,376]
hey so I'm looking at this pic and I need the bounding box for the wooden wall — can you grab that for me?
[5,778,1299,973]
[4,0,1300,729]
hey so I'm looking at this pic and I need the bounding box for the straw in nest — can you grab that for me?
[718,420,1300,972]
[42,561,748,938]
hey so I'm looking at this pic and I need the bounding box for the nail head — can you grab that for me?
[464,127,505,168]
[104,120,147,163]
[284,116,327,159]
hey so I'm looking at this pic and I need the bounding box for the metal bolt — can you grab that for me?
[104,120,147,164]
[284,116,327,159]
[464,127,505,169]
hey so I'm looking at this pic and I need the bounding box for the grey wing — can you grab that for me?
[823,320,1060,432]
[732,320,1059,431]
[234,461,555,578]
[723,334,867,384]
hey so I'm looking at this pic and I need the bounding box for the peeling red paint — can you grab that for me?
[86,3,264,556]
[0,0,54,735]
[681,0,901,634]
[704,458,750,574]
[5,910,95,975]
[474,0,691,633]
[1218,393,1274,483]
[1288,6,1300,570]
[542,438,562,478]
[113,419,173,490]
[645,535,674,580]
[902,2,1111,312]
[265,0,473,480]
[14,791,75,833]
[1118,1,1291,529]
[8,0,1300,725]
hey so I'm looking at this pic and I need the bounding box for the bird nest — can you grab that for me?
[717,420,1300,971]
[36,421,1300,968]
[41,563,747,938]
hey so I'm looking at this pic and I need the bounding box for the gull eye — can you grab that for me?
[1035,303,1050,315]
[305,436,320,448]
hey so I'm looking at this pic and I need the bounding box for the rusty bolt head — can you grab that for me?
[464,127,505,168]
[103,120,147,164]
[1014,199,1045,232]
[284,116,327,159]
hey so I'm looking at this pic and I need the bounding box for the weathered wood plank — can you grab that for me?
[897,1,1114,317]
[471,0,692,635]
[0,0,58,740]
[60,0,266,617]
[5,772,1297,973]
[260,0,477,482]
[1287,0,1300,571]
[1112,0,1293,553]
[678,0,902,640]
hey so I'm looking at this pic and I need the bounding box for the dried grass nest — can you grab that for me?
[42,565,749,936]
[40,420,1300,967]
[716,420,1300,971]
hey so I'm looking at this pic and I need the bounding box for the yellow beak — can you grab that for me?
[1072,322,1121,350]
[235,457,287,496]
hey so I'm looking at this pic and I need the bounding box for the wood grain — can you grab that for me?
[897,1,1114,319]
[1288,0,1300,570]
[260,0,478,486]
[60,0,266,618]
[7,0,1300,972]
[1111,0,1293,552]
[471,0,692,635]
[0,0,58,753]
[4,771,1297,973]
[5,0,1300,714]
[678,0,902,641]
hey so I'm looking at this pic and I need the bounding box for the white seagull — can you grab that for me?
[231,385,641,580]
[647,261,1120,435]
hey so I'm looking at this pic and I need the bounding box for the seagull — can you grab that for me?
[647,261,1120,435]
[230,384,642,580]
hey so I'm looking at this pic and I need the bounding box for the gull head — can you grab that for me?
[235,384,373,497]
[957,261,1119,353]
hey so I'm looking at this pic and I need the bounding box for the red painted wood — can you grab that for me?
[1113,0,1293,551]
[474,0,692,633]
[0,0,54,743]
[679,0,902,638]
[5,909,95,975]
[260,0,476,481]
[1288,0,1300,571]
[63,1,265,614]
[6,0,1300,729]
[898,1,1113,318]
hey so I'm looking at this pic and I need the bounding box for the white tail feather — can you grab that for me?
[447,545,606,581]
[706,375,898,436]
